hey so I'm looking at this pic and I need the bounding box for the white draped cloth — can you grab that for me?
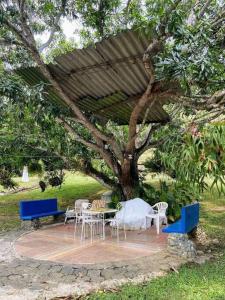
[115,198,153,230]
[22,166,29,182]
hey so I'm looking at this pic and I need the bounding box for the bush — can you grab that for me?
[140,181,200,221]
[108,190,121,208]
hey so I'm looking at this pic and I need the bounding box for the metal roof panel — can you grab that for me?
[16,30,170,124]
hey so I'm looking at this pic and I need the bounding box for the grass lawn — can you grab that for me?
[0,172,106,231]
[87,189,225,300]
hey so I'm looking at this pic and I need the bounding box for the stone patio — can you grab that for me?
[15,223,168,264]
[0,224,189,300]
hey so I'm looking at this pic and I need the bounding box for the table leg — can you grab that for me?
[103,213,105,240]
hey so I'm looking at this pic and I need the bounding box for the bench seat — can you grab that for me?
[162,203,199,234]
[21,210,65,220]
[19,198,65,221]
[162,219,184,233]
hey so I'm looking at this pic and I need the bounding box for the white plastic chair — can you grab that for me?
[104,203,126,241]
[64,206,76,224]
[80,202,103,242]
[73,199,90,233]
[65,199,89,225]
[146,202,168,234]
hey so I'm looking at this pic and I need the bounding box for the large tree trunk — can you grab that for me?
[119,154,139,200]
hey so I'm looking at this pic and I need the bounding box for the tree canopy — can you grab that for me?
[0,0,224,200]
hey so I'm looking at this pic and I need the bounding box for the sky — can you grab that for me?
[62,18,81,40]
[38,18,82,48]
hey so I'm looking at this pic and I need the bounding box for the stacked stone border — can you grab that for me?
[167,233,197,258]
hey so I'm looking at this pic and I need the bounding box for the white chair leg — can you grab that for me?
[99,221,101,235]
[116,223,119,242]
[110,223,113,237]
[74,215,79,237]
[101,221,103,237]
[149,217,153,229]
[123,223,126,240]
[164,216,168,225]
[90,223,93,243]
[96,221,99,235]
[156,216,160,234]
[85,222,87,239]
[74,220,77,237]
[94,223,96,237]
[81,222,84,240]
[64,217,67,225]
[103,221,105,240]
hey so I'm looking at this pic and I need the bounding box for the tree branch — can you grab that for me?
[18,0,26,14]
[126,86,177,153]
[126,1,182,154]
[0,38,23,47]
[206,89,225,105]
[126,39,162,153]
[125,0,132,12]
[32,144,117,189]
[192,109,224,125]
[56,117,119,173]
[83,161,118,190]
[198,0,211,19]
[38,0,68,52]
[56,117,103,153]
[136,123,162,157]
[171,90,225,113]
[212,10,225,27]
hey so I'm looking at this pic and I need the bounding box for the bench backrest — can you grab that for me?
[20,199,58,217]
[181,202,199,233]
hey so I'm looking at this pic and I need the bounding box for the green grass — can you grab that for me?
[88,257,225,300]
[0,172,106,231]
[87,189,225,300]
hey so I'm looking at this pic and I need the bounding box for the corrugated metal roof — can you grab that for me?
[16,30,170,125]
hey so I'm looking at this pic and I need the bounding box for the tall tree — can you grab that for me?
[0,0,224,199]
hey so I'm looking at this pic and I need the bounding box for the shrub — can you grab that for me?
[140,181,200,221]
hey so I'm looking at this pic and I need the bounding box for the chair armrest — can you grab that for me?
[67,206,75,211]
[65,207,75,214]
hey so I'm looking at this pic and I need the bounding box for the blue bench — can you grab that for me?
[19,198,65,221]
[162,203,200,234]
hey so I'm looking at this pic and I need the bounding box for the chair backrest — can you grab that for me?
[81,202,91,210]
[91,199,106,210]
[154,202,168,215]
[81,202,93,220]
[181,202,200,233]
[74,199,89,212]
[20,199,58,217]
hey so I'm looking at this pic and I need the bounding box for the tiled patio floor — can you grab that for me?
[15,223,168,265]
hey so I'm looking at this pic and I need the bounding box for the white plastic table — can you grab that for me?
[82,208,118,239]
